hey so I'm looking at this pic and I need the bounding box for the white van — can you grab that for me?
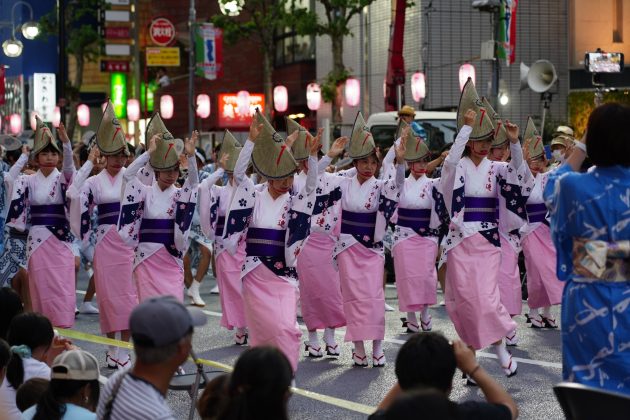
[366,110,457,155]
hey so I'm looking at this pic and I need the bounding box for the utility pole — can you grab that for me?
[58,0,66,124]
[132,0,141,145]
[188,0,195,134]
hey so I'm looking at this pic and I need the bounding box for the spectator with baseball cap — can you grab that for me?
[96,295,207,420]
[550,125,575,165]
[22,349,100,420]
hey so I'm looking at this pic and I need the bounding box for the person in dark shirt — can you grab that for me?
[369,332,518,420]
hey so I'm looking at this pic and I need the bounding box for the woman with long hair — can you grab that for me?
[543,103,630,393]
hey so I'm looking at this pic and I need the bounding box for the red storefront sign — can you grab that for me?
[217,93,265,128]
[101,60,130,72]
[104,26,131,39]
[150,17,176,46]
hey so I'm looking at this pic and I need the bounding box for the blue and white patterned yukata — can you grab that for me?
[544,164,630,393]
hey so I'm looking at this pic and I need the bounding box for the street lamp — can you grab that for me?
[1,1,40,58]
[219,0,243,16]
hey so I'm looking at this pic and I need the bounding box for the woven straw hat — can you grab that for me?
[32,115,60,155]
[286,117,309,161]
[146,113,183,170]
[97,101,129,156]
[524,117,545,160]
[251,109,298,179]
[398,105,415,117]
[349,112,376,159]
[219,130,242,173]
[550,133,573,148]
[0,135,22,151]
[481,97,509,148]
[457,78,495,141]
[399,119,429,162]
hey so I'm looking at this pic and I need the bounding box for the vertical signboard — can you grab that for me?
[33,73,56,122]
[110,72,127,118]
[195,23,223,80]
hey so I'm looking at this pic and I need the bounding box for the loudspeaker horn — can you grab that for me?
[520,60,557,93]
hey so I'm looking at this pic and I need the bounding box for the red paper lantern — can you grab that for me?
[10,114,22,134]
[77,104,90,127]
[411,72,426,102]
[273,85,288,113]
[459,63,476,91]
[196,94,211,119]
[160,95,174,119]
[344,77,360,107]
[306,83,321,111]
[127,99,140,122]
[52,107,61,128]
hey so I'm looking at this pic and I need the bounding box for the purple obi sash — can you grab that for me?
[97,202,120,226]
[340,210,377,237]
[463,197,497,223]
[215,216,226,236]
[526,203,547,224]
[139,218,175,246]
[30,204,67,227]
[245,227,285,258]
[397,208,431,230]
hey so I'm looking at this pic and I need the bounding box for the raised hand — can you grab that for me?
[504,120,519,143]
[309,128,323,156]
[286,129,300,148]
[148,134,159,155]
[463,109,476,127]
[21,144,29,155]
[184,130,198,156]
[248,121,263,142]
[58,122,70,144]
[88,146,101,164]
[395,136,407,164]
[327,136,348,158]
[219,152,229,170]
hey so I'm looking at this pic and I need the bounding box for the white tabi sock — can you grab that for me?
[323,327,336,345]
[353,341,366,357]
[373,340,384,357]
[529,308,540,319]
[308,331,320,347]
[542,306,552,318]
[406,312,418,325]
[420,306,430,321]
[492,342,511,367]
[237,327,247,336]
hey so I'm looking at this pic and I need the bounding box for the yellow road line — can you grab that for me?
[58,328,376,415]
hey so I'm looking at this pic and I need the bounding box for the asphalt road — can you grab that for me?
[71,271,564,420]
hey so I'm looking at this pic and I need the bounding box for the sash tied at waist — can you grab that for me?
[340,210,377,237]
[139,218,175,246]
[245,227,286,258]
[396,207,431,230]
[526,202,548,224]
[463,197,497,223]
[30,204,67,227]
[97,202,121,226]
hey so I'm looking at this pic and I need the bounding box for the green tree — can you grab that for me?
[298,0,413,129]
[213,0,309,120]
[38,0,104,140]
